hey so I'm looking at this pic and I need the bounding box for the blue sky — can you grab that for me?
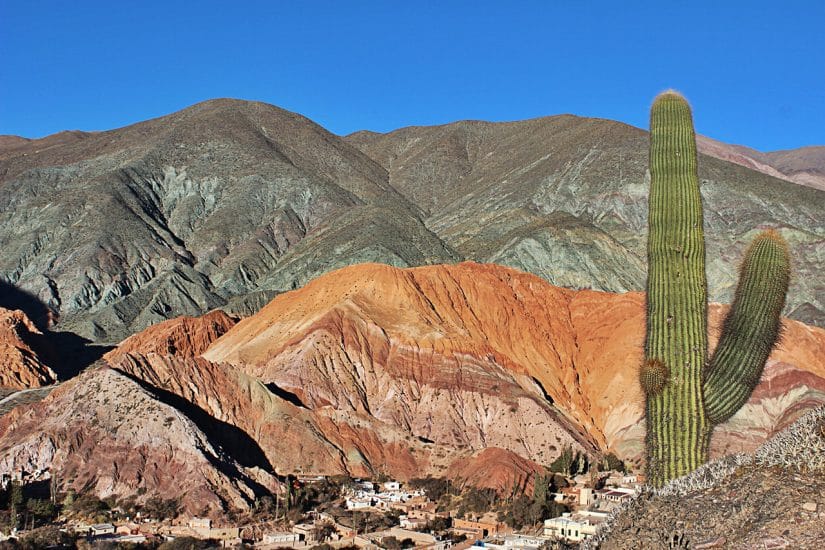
[1,1,823,151]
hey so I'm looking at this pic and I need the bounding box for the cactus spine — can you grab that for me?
[643,91,791,487]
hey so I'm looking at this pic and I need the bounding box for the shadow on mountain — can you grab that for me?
[265,382,307,409]
[0,280,53,330]
[117,369,274,487]
[0,281,112,380]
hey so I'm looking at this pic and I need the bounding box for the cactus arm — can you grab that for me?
[644,91,710,486]
[703,231,791,424]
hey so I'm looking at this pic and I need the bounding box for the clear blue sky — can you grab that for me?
[1,1,823,151]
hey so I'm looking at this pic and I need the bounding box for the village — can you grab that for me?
[0,461,643,549]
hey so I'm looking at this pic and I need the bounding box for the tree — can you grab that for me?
[9,482,24,528]
[312,521,336,543]
[461,487,497,515]
[70,494,109,517]
[408,477,451,501]
[142,497,180,520]
[62,489,76,508]
[598,453,626,473]
[18,525,75,549]
[573,453,588,475]
[549,447,588,476]
[532,474,549,506]
[549,447,574,474]
[26,499,56,523]
[499,495,532,529]
[254,495,275,516]
[424,516,450,533]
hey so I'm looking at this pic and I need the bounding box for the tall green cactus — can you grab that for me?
[643,91,791,487]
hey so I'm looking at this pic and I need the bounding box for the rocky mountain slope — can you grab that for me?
[697,135,825,191]
[0,309,280,517]
[2,100,823,345]
[203,262,825,465]
[347,118,825,327]
[0,99,456,343]
[110,269,599,479]
[0,365,279,517]
[0,307,57,388]
[446,448,544,495]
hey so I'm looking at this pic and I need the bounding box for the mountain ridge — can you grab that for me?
[1,98,823,345]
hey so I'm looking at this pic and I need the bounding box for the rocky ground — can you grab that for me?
[594,408,825,549]
[0,307,56,388]
[601,467,824,549]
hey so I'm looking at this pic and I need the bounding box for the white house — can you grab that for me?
[89,524,116,537]
[383,481,401,491]
[292,523,317,542]
[399,514,428,530]
[543,511,607,542]
[502,534,554,549]
[264,532,302,545]
[621,474,640,485]
[470,535,553,550]
[346,496,375,510]
[594,487,636,509]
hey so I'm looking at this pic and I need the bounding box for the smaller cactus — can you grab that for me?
[703,230,791,424]
[639,358,669,396]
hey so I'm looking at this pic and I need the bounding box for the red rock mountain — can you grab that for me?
[203,262,824,466]
[108,269,599,481]
[0,309,276,517]
[112,309,239,358]
[1,262,822,515]
[446,448,544,495]
[697,136,825,191]
[0,365,279,517]
[0,307,57,388]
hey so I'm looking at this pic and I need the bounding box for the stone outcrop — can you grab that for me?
[109,309,238,359]
[0,366,277,517]
[595,407,825,549]
[446,448,544,495]
[0,307,57,388]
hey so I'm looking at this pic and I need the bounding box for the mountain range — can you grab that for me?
[1,99,823,343]
[0,99,823,519]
